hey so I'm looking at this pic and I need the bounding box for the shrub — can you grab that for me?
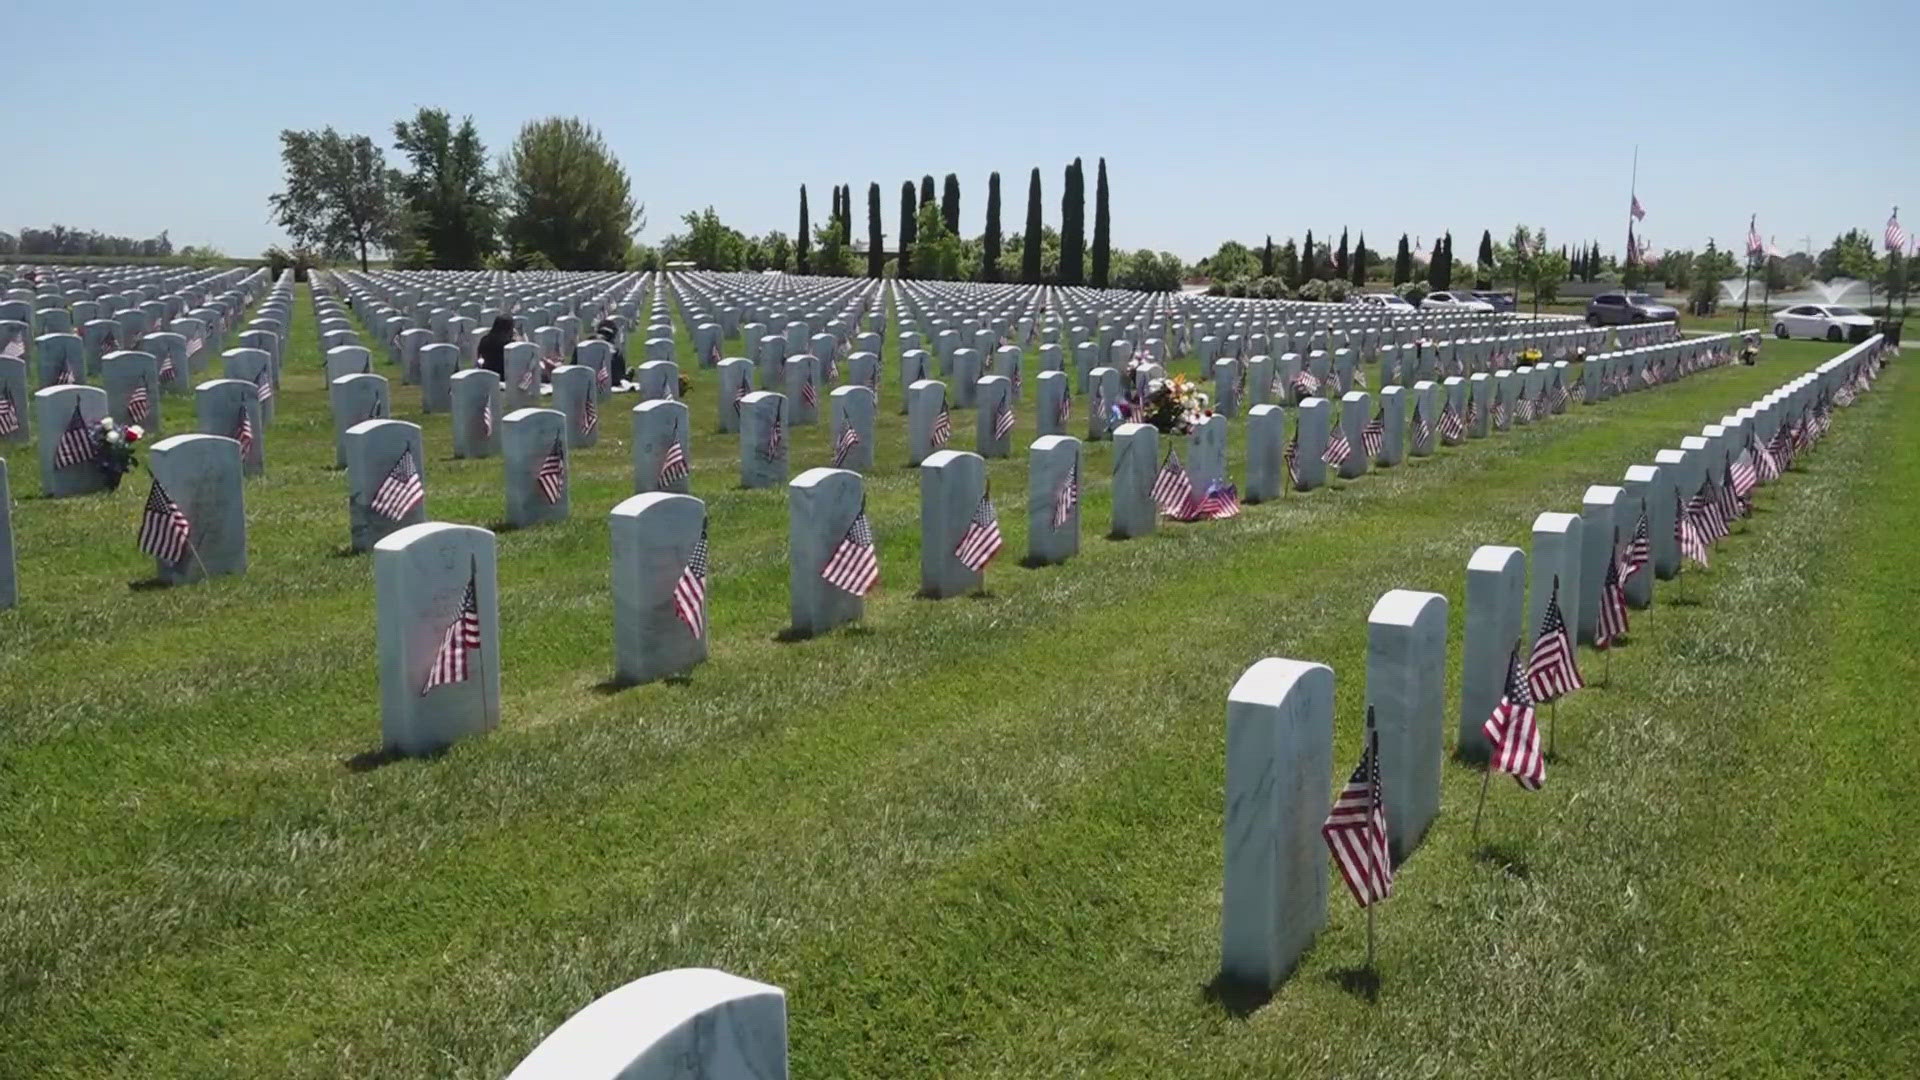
[1395,281,1429,304]
[1206,281,1227,297]
[1226,279,1249,298]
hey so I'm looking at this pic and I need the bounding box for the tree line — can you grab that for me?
[270,110,642,272]
[651,157,1180,292]
[1,227,177,259]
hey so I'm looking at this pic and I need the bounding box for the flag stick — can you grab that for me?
[1471,764,1493,843]
[1366,904,1376,972]
[182,533,212,582]
[1603,643,1613,687]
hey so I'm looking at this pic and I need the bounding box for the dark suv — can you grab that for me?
[1586,292,1679,325]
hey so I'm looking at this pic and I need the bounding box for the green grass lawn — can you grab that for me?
[1,286,1912,1077]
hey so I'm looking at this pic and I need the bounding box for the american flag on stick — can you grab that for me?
[761,401,785,459]
[54,403,96,468]
[234,407,254,459]
[1284,430,1302,489]
[1525,575,1584,701]
[1887,207,1906,254]
[517,361,537,393]
[1676,490,1710,569]
[1361,408,1385,460]
[1720,461,1748,520]
[1323,710,1393,908]
[831,423,860,468]
[801,376,817,408]
[137,475,193,565]
[821,500,880,596]
[1483,645,1544,790]
[0,335,23,360]
[1492,394,1509,430]
[255,368,274,403]
[580,394,599,437]
[1052,460,1079,528]
[54,359,76,385]
[1622,504,1651,582]
[1322,417,1352,466]
[992,395,1016,441]
[421,565,482,695]
[1440,400,1466,445]
[1054,383,1072,429]
[127,382,151,423]
[597,362,611,391]
[1410,400,1433,453]
[0,385,17,436]
[1693,477,1728,542]
[1151,447,1194,515]
[954,489,1004,572]
[930,401,951,448]
[1597,529,1631,648]
[370,448,425,520]
[1751,432,1780,483]
[672,520,710,639]
[531,436,565,504]
[1196,480,1240,519]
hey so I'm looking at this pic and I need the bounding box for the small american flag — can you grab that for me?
[137,475,193,565]
[0,386,17,435]
[1054,384,1072,429]
[158,353,177,383]
[1410,401,1433,453]
[127,382,151,423]
[535,436,567,504]
[1196,480,1240,519]
[1597,530,1631,648]
[1284,430,1302,489]
[761,403,785,460]
[1322,419,1352,466]
[1151,448,1193,515]
[517,362,537,393]
[823,352,839,384]
[370,448,425,520]
[596,361,611,391]
[0,335,23,359]
[1622,505,1651,582]
[479,394,495,439]
[930,401,952,447]
[1546,380,1569,413]
[1483,646,1544,790]
[830,423,860,468]
[255,369,274,403]
[1693,477,1728,542]
[1465,398,1480,433]
[186,335,204,362]
[1721,461,1749,519]
[1440,400,1466,445]
[1525,576,1584,701]
[733,377,747,414]
[1052,461,1079,528]
[673,520,710,639]
[801,377,817,408]
[821,502,880,596]
[421,567,482,695]
[1515,388,1535,424]
[954,490,1004,572]
[1361,409,1385,460]
[1323,711,1393,908]
[1492,395,1509,430]
[708,339,722,367]
[1291,369,1320,398]
[1676,490,1710,568]
[580,394,599,437]
[55,403,96,468]
[992,396,1016,441]
[658,427,690,485]
[234,406,254,458]
[54,360,76,385]
[1752,433,1781,483]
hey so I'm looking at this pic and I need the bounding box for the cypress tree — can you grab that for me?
[1261,235,1274,277]
[1091,157,1111,288]
[1394,234,1411,285]
[1441,232,1454,288]
[1299,229,1315,285]
[899,181,917,278]
[1335,228,1350,281]
[920,175,935,208]
[941,173,960,237]
[867,182,883,278]
[796,184,811,275]
[1022,167,1043,284]
[983,171,1003,283]
[1059,157,1085,285]
[1351,233,1367,287]
[1277,239,1298,286]
[1477,229,1494,289]
[841,185,852,244]
[1427,237,1445,289]
[1591,241,1602,281]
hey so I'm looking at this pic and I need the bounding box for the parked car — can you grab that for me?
[1770,304,1876,342]
[1469,290,1517,313]
[1355,292,1418,314]
[1420,290,1495,313]
[1585,291,1679,325]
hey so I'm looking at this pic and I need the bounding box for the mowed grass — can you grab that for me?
[0,285,1912,1077]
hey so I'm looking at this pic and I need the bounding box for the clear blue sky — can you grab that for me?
[12,0,1917,263]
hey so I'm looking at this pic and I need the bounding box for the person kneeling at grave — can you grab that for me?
[583,319,627,385]
[476,315,515,378]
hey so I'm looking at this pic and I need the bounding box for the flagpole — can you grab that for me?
[1738,218,1755,332]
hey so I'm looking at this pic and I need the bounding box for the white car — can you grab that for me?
[1420,290,1495,313]
[1771,304,1876,342]
[1355,292,1418,314]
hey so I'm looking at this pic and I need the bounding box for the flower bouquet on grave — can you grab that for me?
[1135,374,1209,436]
[1740,339,1761,365]
[678,374,694,398]
[1518,348,1543,367]
[94,416,144,490]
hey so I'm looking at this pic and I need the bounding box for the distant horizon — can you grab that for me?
[10,0,1915,265]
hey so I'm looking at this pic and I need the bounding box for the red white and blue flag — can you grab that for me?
[1323,710,1394,908]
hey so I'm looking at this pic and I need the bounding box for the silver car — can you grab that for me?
[1586,292,1679,325]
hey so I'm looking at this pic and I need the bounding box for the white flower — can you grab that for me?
[1193,392,1211,409]
[104,429,124,445]
[99,416,118,431]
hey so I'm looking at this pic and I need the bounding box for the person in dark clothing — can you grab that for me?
[476,315,515,377]
[593,319,627,384]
